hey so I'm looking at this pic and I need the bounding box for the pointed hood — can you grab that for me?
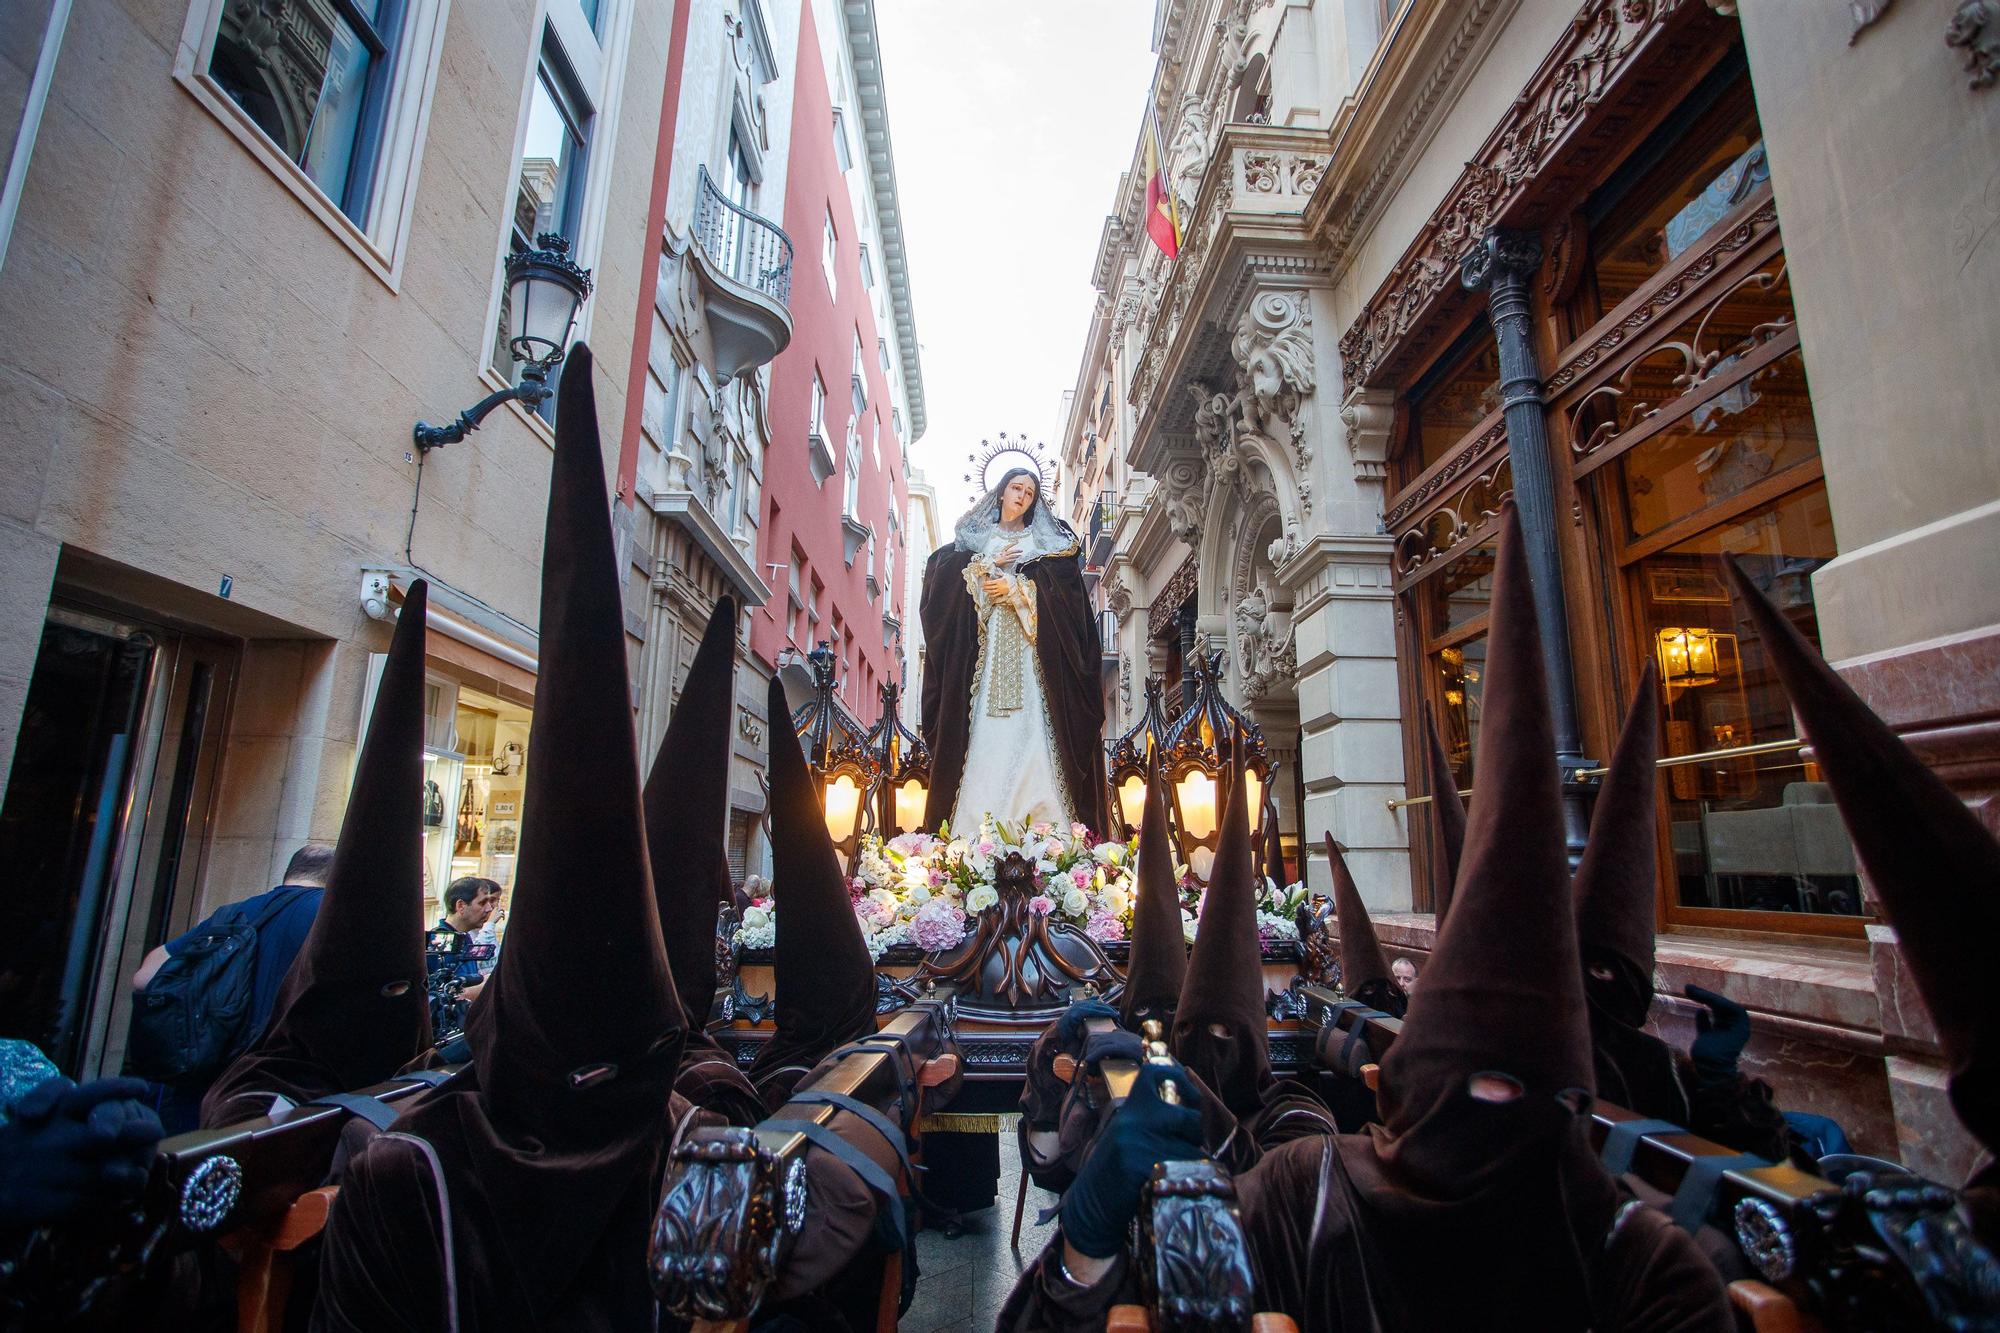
[467,344,685,1132]
[748,674,877,1088]
[1725,558,2000,1166]
[1119,751,1186,1029]
[1326,834,1395,1009]
[201,582,433,1126]
[1422,702,1466,924]
[1172,758,1270,1118]
[1375,504,1597,1183]
[644,594,740,1029]
[1572,669,1662,1030]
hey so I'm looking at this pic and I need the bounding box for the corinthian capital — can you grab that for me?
[1459,227,1543,292]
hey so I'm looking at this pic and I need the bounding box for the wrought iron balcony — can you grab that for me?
[690,166,794,380]
[1087,489,1116,566]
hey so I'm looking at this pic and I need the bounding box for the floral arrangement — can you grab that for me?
[734,815,1312,961]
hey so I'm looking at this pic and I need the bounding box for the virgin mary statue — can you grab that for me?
[919,468,1108,836]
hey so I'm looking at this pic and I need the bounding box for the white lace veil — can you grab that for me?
[952,467,1077,560]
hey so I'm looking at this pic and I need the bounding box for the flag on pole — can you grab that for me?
[1143,114,1182,260]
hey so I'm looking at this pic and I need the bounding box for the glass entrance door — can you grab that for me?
[0,609,237,1075]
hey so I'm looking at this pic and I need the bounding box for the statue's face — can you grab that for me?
[999,475,1038,523]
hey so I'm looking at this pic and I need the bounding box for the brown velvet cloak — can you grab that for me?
[918,540,1108,837]
[1001,1134,1734,1333]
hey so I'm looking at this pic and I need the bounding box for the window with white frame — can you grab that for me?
[821,207,839,300]
[844,421,862,517]
[832,107,853,172]
[891,406,903,439]
[878,337,892,373]
[851,335,867,415]
[870,412,880,471]
[859,243,874,289]
[175,0,450,279]
[491,42,594,415]
[810,372,827,441]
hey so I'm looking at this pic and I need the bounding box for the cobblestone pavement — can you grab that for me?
[902,1122,1055,1332]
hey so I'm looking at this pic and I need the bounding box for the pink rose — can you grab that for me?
[1071,866,1092,890]
[1027,895,1054,916]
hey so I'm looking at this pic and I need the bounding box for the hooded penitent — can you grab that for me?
[1325,834,1401,1019]
[747,674,878,1107]
[1422,702,1467,925]
[315,347,689,1330]
[1262,805,1287,888]
[1724,558,2000,1221]
[201,582,433,1127]
[1570,668,1690,1124]
[1172,759,1270,1120]
[644,595,766,1128]
[1118,752,1186,1031]
[1347,504,1621,1329]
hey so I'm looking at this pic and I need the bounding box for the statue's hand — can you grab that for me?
[992,541,1022,567]
[981,576,1010,602]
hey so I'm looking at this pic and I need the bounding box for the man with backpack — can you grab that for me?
[125,845,332,1131]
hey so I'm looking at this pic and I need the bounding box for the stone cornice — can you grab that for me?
[841,0,926,440]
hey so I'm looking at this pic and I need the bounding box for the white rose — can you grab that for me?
[966,886,999,913]
[907,885,931,905]
[742,905,771,932]
[1101,887,1130,917]
[1061,887,1089,917]
[1181,909,1198,944]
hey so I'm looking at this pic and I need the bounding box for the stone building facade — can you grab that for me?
[1082,0,1999,1169]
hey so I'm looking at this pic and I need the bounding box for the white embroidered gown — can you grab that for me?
[948,527,1075,833]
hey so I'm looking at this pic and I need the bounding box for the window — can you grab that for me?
[832,108,853,171]
[725,127,757,213]
[1404,319,1500,477]
[788,545,807,643]
[859,243,874,289]
[203,0,403,221]
[492,46,594,415]
[869,413,880,471]
[1584,60,1765,321]
[878,337,892,373]
[176,0,449,279]
[844,422,863,517]
[810,372,827,440]
[809,575,824,628]
[821,208,839,300]
[851,335,868,416]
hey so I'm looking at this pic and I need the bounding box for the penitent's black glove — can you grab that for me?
[1685,984,1753,1083]
[1056,999,1120,1048]
[1059,1061,1206,1259]
[0,1076,164,1228]
[1081,1029,1143,1073]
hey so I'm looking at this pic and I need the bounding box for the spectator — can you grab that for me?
[1391,955,1418,996]
[431,877,500,1002]
[128,845,332,1131]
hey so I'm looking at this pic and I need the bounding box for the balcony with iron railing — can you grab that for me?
[690,165,794,380]
[1087,489,1116,567]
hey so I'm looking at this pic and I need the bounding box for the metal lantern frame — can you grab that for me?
[865,678,931,838]
[789,640,880,869]
[1157,650,1272,886]
[1105,676,1173,839]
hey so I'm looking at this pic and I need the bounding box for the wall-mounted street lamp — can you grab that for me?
[414,234,593,451]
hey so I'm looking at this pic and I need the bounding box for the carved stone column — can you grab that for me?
[1461,227,1591,860]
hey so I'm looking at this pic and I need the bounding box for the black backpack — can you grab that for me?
[124,887,314,1084]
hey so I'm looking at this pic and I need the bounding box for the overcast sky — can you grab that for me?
[874,0,1159,524]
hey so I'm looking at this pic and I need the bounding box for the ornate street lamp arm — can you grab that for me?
[413,366,555,452]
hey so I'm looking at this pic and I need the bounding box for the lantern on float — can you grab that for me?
[866,678,931,837]
[1105,676,1173,837]
[1157,650,1271,884]
[789,640,878,869]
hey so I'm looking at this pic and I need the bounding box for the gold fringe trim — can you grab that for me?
[917,1114,1008,1134]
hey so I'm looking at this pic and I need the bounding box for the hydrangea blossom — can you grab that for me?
[910,898,968,952]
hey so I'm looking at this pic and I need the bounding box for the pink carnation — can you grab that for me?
[1084,910,1126,944]
[910,898,968,952]
[1070,866,1092,890]
[929,868,947,888]
[1027,895,1054,916]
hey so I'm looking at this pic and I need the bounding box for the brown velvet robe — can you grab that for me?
[1000,1133,1734,1333]
[918,538,1108,837]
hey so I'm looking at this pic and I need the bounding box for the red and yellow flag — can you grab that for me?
[1144,118,1181,260]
